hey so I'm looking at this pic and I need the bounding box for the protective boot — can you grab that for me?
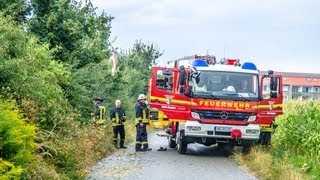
[119,139,127,149]
[135,143,142,151]
[143,143,152,151]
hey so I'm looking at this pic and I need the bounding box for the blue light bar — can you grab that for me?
[242,62,257,70]
[192,59,209,67]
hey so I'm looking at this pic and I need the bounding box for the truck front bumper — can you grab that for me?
[183,121,260,140]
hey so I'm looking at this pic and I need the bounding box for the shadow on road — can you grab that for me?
[180,143,235,157]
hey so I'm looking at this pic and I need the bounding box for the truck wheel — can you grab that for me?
[217,143,225,149]
[260,132,271,146]
[176,130,187,154]
[168,136,176,148]
[218,143,234,156]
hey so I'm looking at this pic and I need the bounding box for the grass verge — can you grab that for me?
[234,146,312,180]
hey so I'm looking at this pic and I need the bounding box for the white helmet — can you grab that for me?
[138,94,147,101]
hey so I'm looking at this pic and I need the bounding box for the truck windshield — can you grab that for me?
[191,71,259,101]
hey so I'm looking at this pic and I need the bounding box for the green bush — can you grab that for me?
[272,101,320,178]
[273,101,320,158]
[0,159,23,179]
[0,2,162,178]
[0,99,36,178]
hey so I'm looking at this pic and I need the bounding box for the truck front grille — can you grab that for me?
[193,110,255,121]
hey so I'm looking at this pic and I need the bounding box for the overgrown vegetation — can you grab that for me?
[0,0,161,178]
[235,101,320,180]
[0,100,36,178]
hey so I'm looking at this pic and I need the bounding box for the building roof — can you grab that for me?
[259,71,320,78]
[259,71,320,86]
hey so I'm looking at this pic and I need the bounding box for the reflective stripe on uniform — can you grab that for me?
[142,110,149,123]
[116,113,119,121]
[135,117,142,124]
[135,110,149,124]
[99,106,106,120]
[112,122,121,126]
[112,113,122,126]
[143,110,146,121]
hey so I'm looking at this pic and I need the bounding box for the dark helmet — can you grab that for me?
[94,97,104,102]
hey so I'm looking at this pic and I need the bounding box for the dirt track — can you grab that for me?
[88,132,257,180]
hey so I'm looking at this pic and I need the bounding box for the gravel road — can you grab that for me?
[87,132,258,180]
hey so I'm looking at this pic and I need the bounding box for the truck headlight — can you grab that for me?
[247,115,257,122]
[191,112,200,119]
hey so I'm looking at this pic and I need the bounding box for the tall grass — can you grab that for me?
[234,101,320,180]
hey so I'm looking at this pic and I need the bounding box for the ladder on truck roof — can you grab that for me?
[167,54,216,68]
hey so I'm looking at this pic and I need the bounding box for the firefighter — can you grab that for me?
[93,97,106,126]
[239,79,248,92]
[135,94,152,151]
[110,100,127,148]
[94,97,104,118]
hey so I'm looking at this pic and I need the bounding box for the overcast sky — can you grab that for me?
[92,0,319,73]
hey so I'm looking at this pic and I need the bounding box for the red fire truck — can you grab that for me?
[148,55,283,154]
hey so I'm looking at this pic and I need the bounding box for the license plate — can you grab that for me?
[215,126,232,132]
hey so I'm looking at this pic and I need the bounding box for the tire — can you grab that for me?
[168,136,176,148]
[217,143,225,149]
[260,132,271,146]
[218,143,234,156]
[176,130,187,154]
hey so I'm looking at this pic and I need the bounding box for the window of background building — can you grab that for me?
[302,87,311,93]
[292,86,299,93]
[283,85,289,92]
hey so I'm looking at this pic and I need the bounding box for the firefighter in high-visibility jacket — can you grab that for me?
[135,94,152,151]
[110,100,127,148]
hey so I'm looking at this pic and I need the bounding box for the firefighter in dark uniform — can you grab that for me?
[135,94,152,151]
[94,97,105,119]
[110,100,127,148]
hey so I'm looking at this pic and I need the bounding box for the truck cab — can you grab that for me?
[149,55,283,154]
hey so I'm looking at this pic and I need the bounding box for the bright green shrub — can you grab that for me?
[0,99,36,177]
[0,158,23,179]
[0,14,76,132]
[273,101,320,158]
[272,101,320,178]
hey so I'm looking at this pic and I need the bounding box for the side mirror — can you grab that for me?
[190,67,201,83]
[195,76,200,84]
[270,77,278,91]
[268,70,274,75]
[270,77,278,98]
[179,66,186,94]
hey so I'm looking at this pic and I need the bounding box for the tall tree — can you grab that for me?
[28,0,113,68]
[0,0,31,23]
